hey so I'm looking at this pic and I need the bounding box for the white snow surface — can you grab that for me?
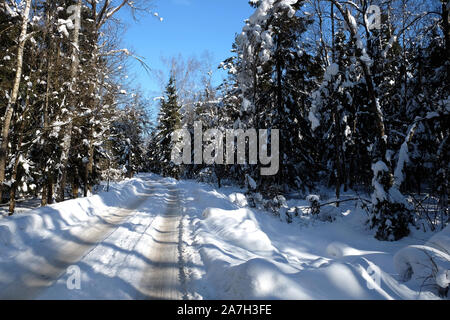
[179,180,447,300]
[0,174,183,299]
[0,174,448,300]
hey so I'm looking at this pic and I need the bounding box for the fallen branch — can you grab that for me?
[318,197,371,208]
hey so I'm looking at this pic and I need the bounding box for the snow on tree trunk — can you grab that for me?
[56,0,82,202]
[329,0,411,240]
[393,122,418,189]
[0,0,32,203]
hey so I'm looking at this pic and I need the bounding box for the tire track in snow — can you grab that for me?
[138,183,186,300]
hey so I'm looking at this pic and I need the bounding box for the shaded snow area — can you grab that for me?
[0,174,448,300]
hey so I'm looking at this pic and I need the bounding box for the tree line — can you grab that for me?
[149,0,449,241]
[1,0,448,241]
[0,0,152,214]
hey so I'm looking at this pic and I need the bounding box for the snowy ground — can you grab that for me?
[0,175,186,299]
[179,180,448,300]
[0,174,448,299]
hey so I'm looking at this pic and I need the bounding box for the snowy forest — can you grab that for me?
[0,0,153,211]
[148,0,450,243]
[0,0,449,239]
[0,0,449,301]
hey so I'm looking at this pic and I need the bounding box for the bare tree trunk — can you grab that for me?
[329,4,342,203]
[443,0,450,84]
[331,2,335,62]
[333,104,342,206]
[84,126,95,197]
[127,152,133,178]
[56,122,72,202]
[44,17,63,206]
[56,0,82,202]
[47,177,54,204]
[41,8,53,207]
[72,178,79,199]
[83,47,102,197]
[9,94,30,215]
[41,77,51,207]
[107,158,111,192]
[276,36,283,186]
[9,151,22,215]
[41,184,48,206]
[0,0,32,203]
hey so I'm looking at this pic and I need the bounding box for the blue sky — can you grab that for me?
[118,0,253,99]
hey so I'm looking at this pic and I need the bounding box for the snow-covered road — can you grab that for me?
[138,183,185,300]
[0,176,186,300]
[0,174,447,300]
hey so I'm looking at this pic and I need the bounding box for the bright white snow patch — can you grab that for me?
[201,208,273,252]
[229,193,248,208]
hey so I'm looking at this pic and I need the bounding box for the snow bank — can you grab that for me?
[201,208,273,252]
[186,181,445,300]
[195,205,393,299]
[0,176,151,253]
[394,225,450,291]
[326,242,370,258]
[205,258,312,300]
[427,225,450,254]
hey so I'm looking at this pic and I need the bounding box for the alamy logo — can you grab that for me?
[366,5,381,30]
[67,5,81,26]
[171,121,279,176]
[66,265,81,290]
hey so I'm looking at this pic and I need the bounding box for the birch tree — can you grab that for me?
[0,0,32,202]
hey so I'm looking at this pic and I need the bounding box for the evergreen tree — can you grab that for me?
[232,0,319,194]
[154,74,182,178]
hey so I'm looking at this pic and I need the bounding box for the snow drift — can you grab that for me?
[394,225,450,292]
[184,180,447,300]
[0,177,151,250]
